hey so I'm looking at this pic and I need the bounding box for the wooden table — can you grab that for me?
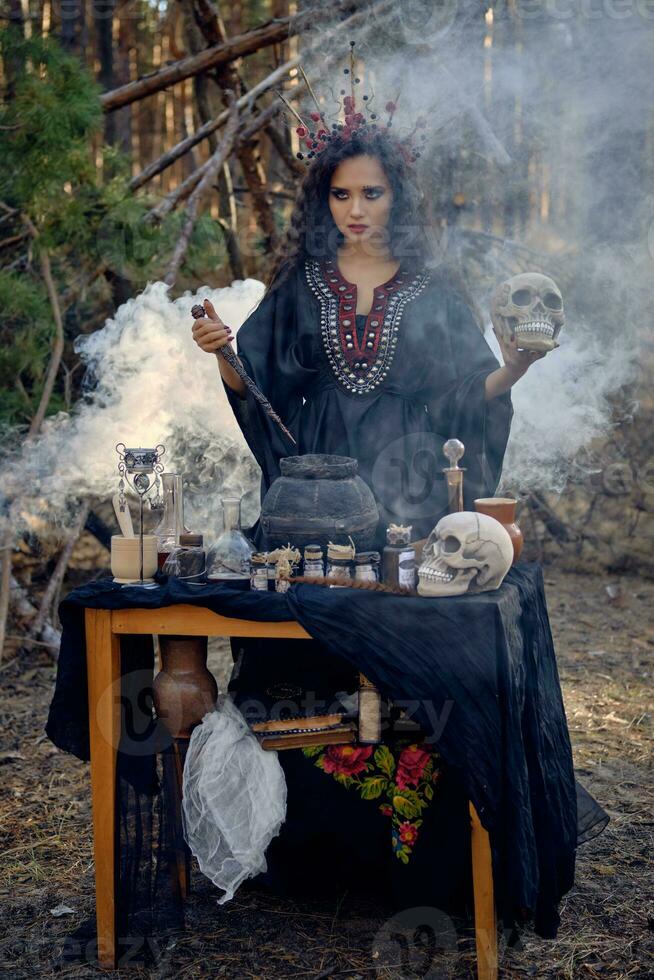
[85,603,497,979]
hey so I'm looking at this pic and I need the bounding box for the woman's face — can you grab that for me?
[328,154,394,254]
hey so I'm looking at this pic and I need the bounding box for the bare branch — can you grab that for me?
[129,0,394,191]
[0,230,28,251]
[164,98,240,287]
[101,1,360,113]
[21,216,65,440]
[8,574,61,658]
[146,102,282,223]
[130,55,300,191]
[264,121,305,177]
[29,502,91,643]
[0,542,12,663]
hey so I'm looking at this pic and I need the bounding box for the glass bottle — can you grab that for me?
[250,553,270,592]
[163,533,206,585]
[206,496,254,585]
[325,543,353,587]
[154,474,189,569]
[303,544,324,578]
[382,524,416,589]
[354,551,380,583]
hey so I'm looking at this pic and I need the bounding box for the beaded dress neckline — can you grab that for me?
[331,260,403,311]
[304,257,431,395]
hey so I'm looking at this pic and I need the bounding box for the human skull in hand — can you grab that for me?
[490,272,564,353]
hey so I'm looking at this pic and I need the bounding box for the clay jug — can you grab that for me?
[473,497,523,564]
[153,636,217,738]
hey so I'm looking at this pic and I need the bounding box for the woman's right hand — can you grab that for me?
[191,298,234,353]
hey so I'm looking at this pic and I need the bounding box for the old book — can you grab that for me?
[258,724,356,751]
[251,712,346,734]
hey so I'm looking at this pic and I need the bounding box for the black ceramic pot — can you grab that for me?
[260,454,379,552]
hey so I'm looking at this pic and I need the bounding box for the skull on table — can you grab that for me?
[417,512,513,597]
[490,272,564,352]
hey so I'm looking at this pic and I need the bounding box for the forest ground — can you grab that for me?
[0,565,652,980]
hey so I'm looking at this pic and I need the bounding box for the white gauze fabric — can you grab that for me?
[182,697,287,903]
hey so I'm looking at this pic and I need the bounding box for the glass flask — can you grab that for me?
[153,474,189,569]
[162,533,206,585]
[206,496,254,584]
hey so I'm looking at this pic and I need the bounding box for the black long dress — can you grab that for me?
[223,256,514,915]
[225,257,513,548]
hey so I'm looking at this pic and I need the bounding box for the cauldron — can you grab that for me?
[260,454,379,552]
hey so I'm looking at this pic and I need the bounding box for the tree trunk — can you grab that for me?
[113,3,133,156]
[146,102,282,225]
[21,217,66,440]
[58,0,86,56]
[101,0,363,113]
[179,0,241,275]
[191,0,277,257]
[129,54,301,191]
[0,540,12,663]
[164,99,239,287]
[94,1,134,308]
[217,161,245,280]
[29,503,91,643]
[5,0,25,101]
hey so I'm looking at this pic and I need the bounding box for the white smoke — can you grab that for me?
[3,5,653,542]
[488,319,638,495]
[1,280,264,543]
[300,2,654,496]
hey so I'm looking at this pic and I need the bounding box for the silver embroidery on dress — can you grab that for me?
[305,259,431,396]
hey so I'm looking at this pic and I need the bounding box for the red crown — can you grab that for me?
[275,41,428,167]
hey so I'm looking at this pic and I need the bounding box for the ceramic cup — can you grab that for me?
[473,497,523,564]
[111,534,158,584]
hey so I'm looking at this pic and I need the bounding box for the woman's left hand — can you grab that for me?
[494,330,549,380]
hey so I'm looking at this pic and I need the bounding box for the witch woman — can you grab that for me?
[193,128,545,546]
[191,114,549,904]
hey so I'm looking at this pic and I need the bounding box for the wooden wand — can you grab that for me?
[191,304,296,445]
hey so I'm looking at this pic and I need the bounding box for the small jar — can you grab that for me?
[354,551,380,583]
[382,524,416,589]
[303,544,324,579]
[325,543,353,587]
[250,553,270,592]
[163,533,206,585]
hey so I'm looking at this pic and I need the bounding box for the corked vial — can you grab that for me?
[325,540,355,587]
[249,553,270,591]
[302,543,325,578]
[382,524,416,589]
[354,551,380,583]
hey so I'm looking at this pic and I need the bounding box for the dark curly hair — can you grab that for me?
[266,130,434,291]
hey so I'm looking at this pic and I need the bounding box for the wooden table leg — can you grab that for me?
[172,739,191,900]
[86,609,120,969]
[470,801,498,980]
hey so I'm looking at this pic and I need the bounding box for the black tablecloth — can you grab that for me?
[46,562,607,938]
